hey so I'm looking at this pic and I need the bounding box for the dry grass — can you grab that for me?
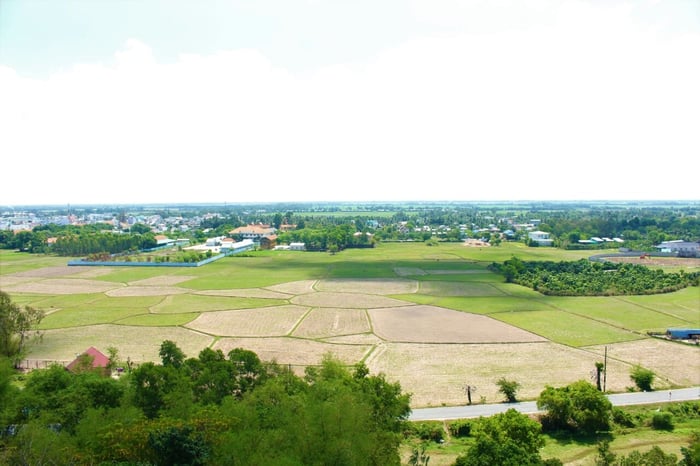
[212,336,373,366]
[195,288,293,299]
[366,342,634,407]
[128,275,196,286]
[265,280,317,295]
[605,256,700,268]
[291,291,409,308]
[316,278,419,295]
[185,305,309,336]
[27,324,214,363]
[369,305,546,343]
[584,339,700,387]
[3,278,122,294]
[106,286,190,297]
[6,266,87,278]
[323,333,384,345]
[292,307,371,338]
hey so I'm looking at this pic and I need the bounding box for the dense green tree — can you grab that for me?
[496,377,521,403]
[630,365,655,392]
[160,339,186,369]
[0,291,45,361]
[130,362,191,419]
[453,409,548,466]
[680,431,700,466]
[537,380,613,434]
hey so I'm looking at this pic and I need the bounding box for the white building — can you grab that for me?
[528,231,554,246]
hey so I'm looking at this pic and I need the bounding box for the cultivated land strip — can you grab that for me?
[2,245,698,408]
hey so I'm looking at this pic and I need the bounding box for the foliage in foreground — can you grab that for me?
[0,342,411,465]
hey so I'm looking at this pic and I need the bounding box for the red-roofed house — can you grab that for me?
[66,347,111,375]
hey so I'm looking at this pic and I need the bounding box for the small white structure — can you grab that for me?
[528,231,554,246]
[290,242,306,251]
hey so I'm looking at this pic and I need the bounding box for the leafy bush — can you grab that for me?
[612,407,637,428]
[666,401,700,420]
[448,420,472,438]
[630,365,655,392]
[651,411,674,431]
[496,377,521,403]
[407,422,445,442]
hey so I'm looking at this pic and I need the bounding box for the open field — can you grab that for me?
[1,243,698,407]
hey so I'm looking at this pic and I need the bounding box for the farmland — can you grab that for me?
[1,242,699,408]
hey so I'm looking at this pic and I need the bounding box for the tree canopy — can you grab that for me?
[0,291,44,362]
[0,343,411,465]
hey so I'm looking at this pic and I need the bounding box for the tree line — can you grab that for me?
[489,258,700,296]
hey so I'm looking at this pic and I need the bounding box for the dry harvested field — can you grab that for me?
[584,339,700,387]
[605,256,700,268]
[186,305,309,336]
[369,305,545,343]
[3,278,122,294]
[366,342,636,407]
[3,257,698,408]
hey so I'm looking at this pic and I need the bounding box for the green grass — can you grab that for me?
[115,313,199,326]
[93,267,192,283]
[492,309,644,346]
[40,307,148,329]
[619,288,700,324]
[37,295,163,329]
[552,296,692,333]
[151,294,288,314]
[0,250,72,274]
[417,281,507,297]
[431,296,556,315]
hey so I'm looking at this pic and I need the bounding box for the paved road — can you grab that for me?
[409,387,700,421]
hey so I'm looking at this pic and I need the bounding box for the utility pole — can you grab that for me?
[463,384,477,405]
[603,346,608,392]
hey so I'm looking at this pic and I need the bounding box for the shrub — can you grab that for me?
[448,420,472,438]
[651,411,674,431]
[408,422,445,442]
[612,407,637,428]
[630,365,655,392]
[496,377,521,403]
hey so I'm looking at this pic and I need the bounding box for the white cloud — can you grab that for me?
[1,1,698,205]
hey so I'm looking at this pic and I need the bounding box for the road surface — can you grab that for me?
[409,387,700,421]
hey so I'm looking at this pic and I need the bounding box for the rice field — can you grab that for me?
[1,243,698,408]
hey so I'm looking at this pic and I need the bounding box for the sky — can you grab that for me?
[1,0,699,206]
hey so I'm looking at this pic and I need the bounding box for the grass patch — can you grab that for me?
[418,281,507,297]
[0,251,72,274]
[115,313,199,326]
[618,288,700,323]
[434,296,556,315]
[554,296,691,332]
[409,272,504,283]
[94,267,191,283]
[37,295,163,328]
[492,309,643,346]
[40,307,148,329]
